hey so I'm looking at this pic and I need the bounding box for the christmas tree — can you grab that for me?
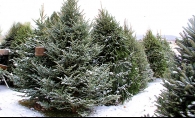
[8,0,119,116]
[155,15,195,117]
[156,33,176,79]
[143,29,167,78]
[123,20,154,93]
[91,8,148,103]
[7,6,51,88]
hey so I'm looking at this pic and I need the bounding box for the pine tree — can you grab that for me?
[91,8,141,103]
[143,29,167,78]
[8,0,119,116]
[155,15,195,117]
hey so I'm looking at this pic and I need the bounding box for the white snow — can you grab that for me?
[0,85,44,117]
[0,78,165,117]
[88,78,165,117]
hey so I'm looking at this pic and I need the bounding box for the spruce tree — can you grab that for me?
[8,0,119,116]
[143,29,167,78]
[91,8,140,103]
[155,15,195,117]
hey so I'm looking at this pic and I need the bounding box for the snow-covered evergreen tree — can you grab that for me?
[8,0,119,116]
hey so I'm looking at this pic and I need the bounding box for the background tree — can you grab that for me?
[0,22,33,86]
[123,20,154,94]
[143,29,167,78]
[156,33,176,79]
[0,22,20,49]
[155,15,195,117]
[1,22,33,49]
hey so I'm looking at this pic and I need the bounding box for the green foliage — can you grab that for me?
[123,21,154,91]
[155,63,195,117]
[0,22,33,86]
[109,55,138,103]
[1,22,33,49]
[155,15,195,117]
[1,22,20,48]
[176,16,195,65]
[143,30,167,78]
[91,8,129,64]
[8,0,120,116]
[11,22,33,48]
[91,9,145,103]
[157,34,176,79]
[33,4,59,39]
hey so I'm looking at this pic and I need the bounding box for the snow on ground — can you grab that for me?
[0,85,44,117]
[0,78,165,117]
[88,78,165,117]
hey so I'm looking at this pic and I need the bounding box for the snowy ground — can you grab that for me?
[88,78,165,117]
[0,85,44,117]
[0,78,165,117]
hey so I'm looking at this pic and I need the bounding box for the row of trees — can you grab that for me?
[0,0,183,117]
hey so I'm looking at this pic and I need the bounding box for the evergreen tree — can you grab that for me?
[1,22,33,49]
[91,9,130,64]
[91,8,140,103]
[123,20,154,93]
[0,22,33,60]
[155,15,195,117]
[0,22,33,86]
[1,22,21,49]
[8,0,119,116]
[8,5,53,88]
[143,29,167,78]
[156,33,176,79]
